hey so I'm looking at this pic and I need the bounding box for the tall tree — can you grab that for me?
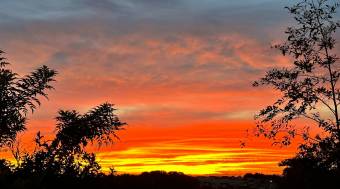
[254,0,340,147]
[0,50,57,146]
[253,0,340,186]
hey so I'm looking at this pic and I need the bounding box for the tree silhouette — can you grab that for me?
[254,0,340,149]
[17,103,126,177]
[0,50,57,146]
[253,0,340,187]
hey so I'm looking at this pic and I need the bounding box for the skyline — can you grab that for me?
[0,0,302,175]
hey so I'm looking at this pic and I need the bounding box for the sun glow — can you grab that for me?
[95,135,295,175]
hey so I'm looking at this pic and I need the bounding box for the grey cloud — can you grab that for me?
[0,0,290,37]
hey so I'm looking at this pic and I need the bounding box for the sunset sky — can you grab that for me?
[0,0,303,175]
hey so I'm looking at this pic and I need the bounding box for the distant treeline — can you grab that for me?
[0,170,282,189]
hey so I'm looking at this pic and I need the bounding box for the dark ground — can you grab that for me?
[0,171,281,189]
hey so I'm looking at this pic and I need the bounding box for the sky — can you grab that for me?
[0,0,303,175]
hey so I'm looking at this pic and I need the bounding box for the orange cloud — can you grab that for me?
[86,121,297,175]
[1,27,300,175]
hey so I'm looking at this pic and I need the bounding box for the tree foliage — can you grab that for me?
[254,0,340,146]
[0,50,57,146]
[254,0,340,187]
[17,103,126,177]
[0,50,127,179]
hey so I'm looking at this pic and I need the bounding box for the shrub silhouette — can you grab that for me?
[16,103,126,177]
[279,137,340,189]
